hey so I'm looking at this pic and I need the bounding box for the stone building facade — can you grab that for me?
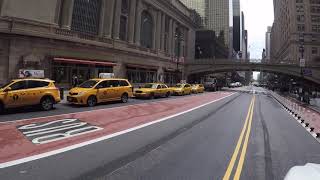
[0,0,196,87]
[271,0,320,65]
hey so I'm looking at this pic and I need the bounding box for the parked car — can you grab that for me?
[0,78,61,113]
[134,83,171,99]
[67,78,133,107]
[191,84,205,94]
[229,82,242,88]
[171,83,192,95]
[203,76,218,91]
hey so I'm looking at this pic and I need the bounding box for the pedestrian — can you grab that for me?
[72,75,78,87]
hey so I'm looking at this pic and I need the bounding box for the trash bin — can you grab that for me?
[59,87,64,100]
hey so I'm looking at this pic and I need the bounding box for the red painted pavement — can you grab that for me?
[285,96,320,134]
[0,92,234,164]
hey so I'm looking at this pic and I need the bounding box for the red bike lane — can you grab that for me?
[0,92,235,168]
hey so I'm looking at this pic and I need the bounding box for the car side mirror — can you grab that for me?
[4,87,12,92]
[139,86,141,89]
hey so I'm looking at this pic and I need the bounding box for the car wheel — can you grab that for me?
[165,92,170,97]
[149,93,155,99]
[41,96,54,111]
[121,93,129,103]
[87,96,97,107]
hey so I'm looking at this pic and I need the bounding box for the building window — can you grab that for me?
[140,11,154,49]
[119,0,129,41]
[297,15,305,22]
[296,5,304,12]
[297,24,305,31]
[312,47,318,54]
[311,6,320,13]
[312,25,320,32]
[311,15,320,23]
[310,0,320,4]
[127,68,156,83]
[71,0,101,35]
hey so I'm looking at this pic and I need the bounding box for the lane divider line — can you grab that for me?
[223,96,254,180]
[234,96,255,180]
[0,93,237,169]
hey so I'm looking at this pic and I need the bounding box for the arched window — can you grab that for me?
[119,0,129,41]
[71,0,101,35]
[140,11,154,48]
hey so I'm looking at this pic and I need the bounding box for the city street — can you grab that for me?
[1,87,320,180]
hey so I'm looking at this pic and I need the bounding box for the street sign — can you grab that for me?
[303,68,312,77]
[300,59,305,67]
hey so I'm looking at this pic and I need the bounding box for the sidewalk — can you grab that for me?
[270,91,320,137]
[285,95,320,114]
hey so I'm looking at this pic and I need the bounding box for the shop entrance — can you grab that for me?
[52,58,114,88]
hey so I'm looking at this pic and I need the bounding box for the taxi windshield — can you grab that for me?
[0,81,13,89]
[144,84,158,89]
[79,80,99,88]
[175,84,183,88]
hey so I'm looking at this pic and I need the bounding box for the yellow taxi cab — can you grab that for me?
[192,84,205,94]
[171,83,192,96]
[0,79,61,113]
[67,78,133,106]
[134,83,171,99]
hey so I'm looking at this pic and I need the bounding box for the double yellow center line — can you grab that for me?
[223,96,256,180]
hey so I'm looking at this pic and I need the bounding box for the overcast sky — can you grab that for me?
[240,0,274,59]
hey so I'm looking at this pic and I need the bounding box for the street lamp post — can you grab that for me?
[299,33,306,103]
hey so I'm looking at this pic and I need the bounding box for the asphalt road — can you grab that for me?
[1,87,320,180]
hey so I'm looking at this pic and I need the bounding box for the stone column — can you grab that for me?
[113,62,127,78]
[168,18,173,55]
[113,0,122,39]
[98,0,107,37]
[172,21,177,56]
[155,11,162,51]
[160,13,165,51]
[104,0,115,38]
[60,0,74,29]
[54,0,63,24]
[134,0,142,45]
[157,67,164,82]
[151,10,158,49]
[128,0,137,43]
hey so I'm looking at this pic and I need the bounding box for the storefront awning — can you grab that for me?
[53,57,116,66]
[126,63,158,70]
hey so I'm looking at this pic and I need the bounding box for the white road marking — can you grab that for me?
[0,92,237,169]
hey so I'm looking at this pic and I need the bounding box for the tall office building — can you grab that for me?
[181,0,231,49]
[233,0,241,52]
[271,0,320,65]
[265,26,272,62]
[179,0,207,27]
